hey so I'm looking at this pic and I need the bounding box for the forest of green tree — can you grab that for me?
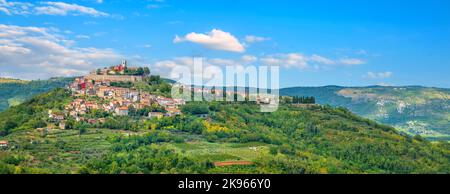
[0,85,449,174]
[0,77,74,111]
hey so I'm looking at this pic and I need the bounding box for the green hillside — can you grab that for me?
[0,88,449,174]
[0,77,74,111]
[281,86,450,141]
[0,78,29,84]
[1,79,449,141]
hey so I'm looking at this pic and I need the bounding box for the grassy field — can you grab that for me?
[0,128,274,173]
[170,141,270,162]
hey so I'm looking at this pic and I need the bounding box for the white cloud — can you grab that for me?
[83,21,99,25]
[259,53,366,69]
[339,58,366,65]
[260,53,335,69]
[0,43,31,54]
[0,6,10,15]
[365,71,393,79]
[152,57,237,86]
[147,0,168,10]
[174,29,245,53]
[376,82,392,86]
[35,2,108,17]
[75,35,90,39]
[309,54,335,65]
[245,35,270,43]
[0,24,122,80]
[153,57,199,81]
[261,53,309,69]
[241,55,258,63]
[0,1,33,15]
[0,1,109,17]
[150,53,368,83]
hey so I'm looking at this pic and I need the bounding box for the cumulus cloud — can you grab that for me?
[261,53,309,69]
[152,53,364,73]
[151,57,223,86]
[260,53,335,69]
[152,54,315,81]
[152,56,260,85]
[365,71,393,79]
[0,24,122,80]
[174,29,245,53]
[245,35,270,43]
[150,53,368,84]
[153,57,227,78]
[0,1,109,17]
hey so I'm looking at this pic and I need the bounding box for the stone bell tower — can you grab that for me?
[120,60,128,68]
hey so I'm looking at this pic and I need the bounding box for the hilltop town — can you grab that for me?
[0,61,449,175]
[48,60,185,130]
[44,60,283,131]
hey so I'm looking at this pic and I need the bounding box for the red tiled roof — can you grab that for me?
[166,108,180,112]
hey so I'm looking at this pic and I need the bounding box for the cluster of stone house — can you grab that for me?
[189,87,274,105]
[47,62,186,130]
[61,90,184,119]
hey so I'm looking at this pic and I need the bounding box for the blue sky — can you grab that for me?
[0,0,449,88]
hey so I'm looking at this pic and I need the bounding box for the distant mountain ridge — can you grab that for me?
[281,86,450,141]
[0,78,29,84]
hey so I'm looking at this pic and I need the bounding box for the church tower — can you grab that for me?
[121,60,128,68]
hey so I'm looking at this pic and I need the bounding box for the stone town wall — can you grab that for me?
[85,74,145,82]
